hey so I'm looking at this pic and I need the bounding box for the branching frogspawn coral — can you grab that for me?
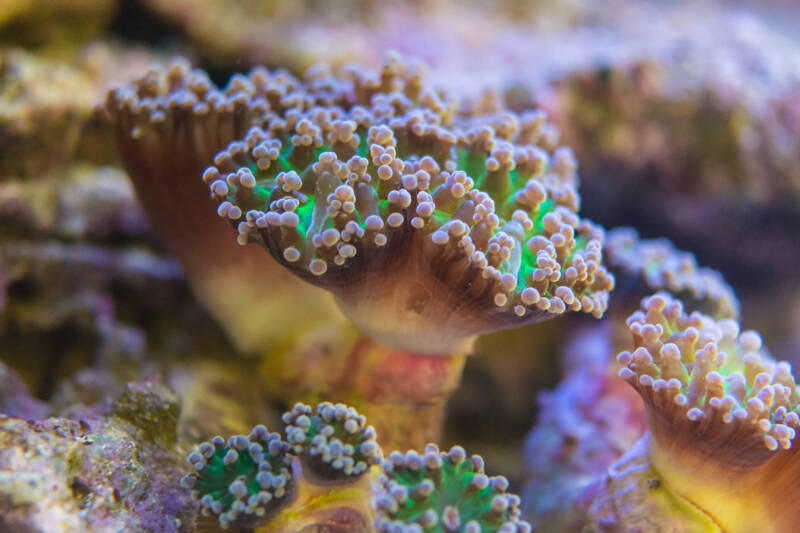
[605,292,799,532]
[205,53,614,447]
[104,59,341,354]
[374,444,531,532]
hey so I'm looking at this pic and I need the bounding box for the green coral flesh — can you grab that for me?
[222,140,580,297]
[375,445,530,533]
[192,445,283,510]
[182,428,292,529]
[391,459,505,529]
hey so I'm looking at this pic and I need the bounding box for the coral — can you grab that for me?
[259,328,467,450]
[606,292,800,531]
[619,292,797,451]
[181,402,381,531]
[605,227,739,319]
[283,401,380,482]
[181,426,293,529]
[5,4,800,532]
[521,324,645,531]
[584,436,720,532]
[195,52,614,450]
[374,444,531,533]
[105,58,341,354]
[207,53,613,355]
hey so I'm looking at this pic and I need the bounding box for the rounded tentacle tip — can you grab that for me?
[605,227,740,320]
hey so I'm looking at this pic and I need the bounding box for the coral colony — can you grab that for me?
[198,55,615,451]
[3,3,800,532]
[204,56,614,354]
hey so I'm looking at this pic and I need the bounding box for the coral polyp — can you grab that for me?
[283,401,380,482]
[611,292,800,532]
[180,426,293,529]
[374,444,531,533]
[206,54,614,354]
[618,292,798,453]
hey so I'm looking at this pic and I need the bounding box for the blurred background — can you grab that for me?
[1,0,799,520]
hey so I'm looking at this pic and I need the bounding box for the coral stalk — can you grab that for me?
[256,328,465,451]
[330,337,467,451]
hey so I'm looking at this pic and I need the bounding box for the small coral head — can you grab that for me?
[282,401,381,482]
[374,444,531,533]
[206,54,614,354]
[605,227,740,319]
[617,292,800,532]
[180,426,293,530]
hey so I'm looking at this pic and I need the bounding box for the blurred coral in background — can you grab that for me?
[1,0,799,531]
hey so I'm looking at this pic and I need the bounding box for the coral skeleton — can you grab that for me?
[180,426,293,529]
[283,401,380,482]
[206,53,614,355]
[612,292,800,532]
[374,443,531,533]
